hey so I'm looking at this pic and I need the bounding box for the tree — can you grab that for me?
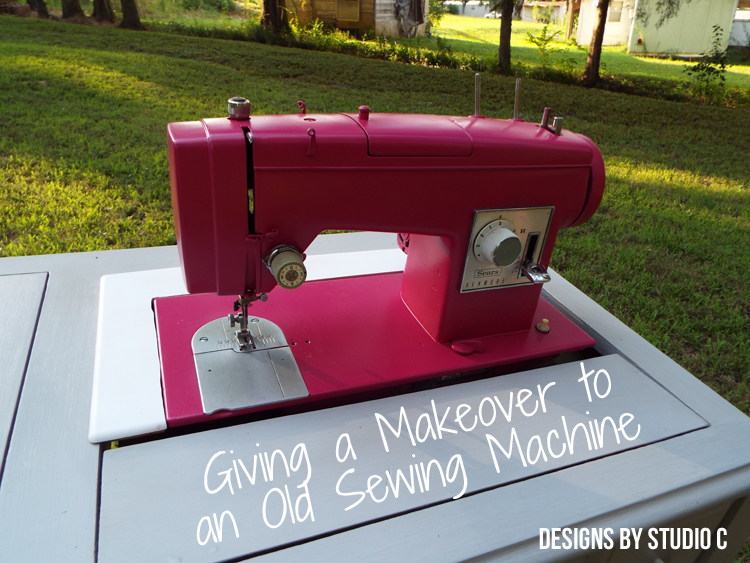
[428,0,447,26]
[582,0,693,86]
[565,0,580,40]
[61,0,85,19]
[26,0,50,18]
[262,0,289,31]
[92,0,115,22]
[513,0,522,19]
[581,0,609,85]
[119,0,145,29]
[497,0,514,74]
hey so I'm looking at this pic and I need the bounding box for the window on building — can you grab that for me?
[608,0,623,22]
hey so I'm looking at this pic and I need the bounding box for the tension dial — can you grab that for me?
[268,247,307,289]
[474,220,523,267]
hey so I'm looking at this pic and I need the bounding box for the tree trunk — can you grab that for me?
[262,0,289,31]
[513,0,523,19]
[565,0,580,40]
[92,0,115,22]
[119,0,145,29]
[61,0,85,18]
[498,0,514,74]
[27,0,51,17]
[582,0,609,85]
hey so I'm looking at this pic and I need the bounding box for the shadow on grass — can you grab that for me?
[433,28,500,45]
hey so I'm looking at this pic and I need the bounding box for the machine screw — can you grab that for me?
[536,318,550,334]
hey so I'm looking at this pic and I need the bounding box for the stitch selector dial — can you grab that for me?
[474,220,522,267]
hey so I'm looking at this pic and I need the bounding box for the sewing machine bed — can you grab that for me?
[154,272,594,427]
[2,232,750,563]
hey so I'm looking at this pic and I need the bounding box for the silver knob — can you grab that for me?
[227,97,250,120]
[267,247,307,289]
[480,227,522,267]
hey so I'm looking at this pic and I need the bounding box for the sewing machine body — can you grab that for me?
[160,109,604,425]
[168,112,604,339]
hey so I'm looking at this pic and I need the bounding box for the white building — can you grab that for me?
[577,0,740,56]
[445,1,567,23]
[521,1,567,24]
[730,0,750,46]
[576,0,634,46]
[445,1,492,17]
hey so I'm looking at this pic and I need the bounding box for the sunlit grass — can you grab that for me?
[0,155,173,254]
[429,15,750,88]
[66,7,746,103]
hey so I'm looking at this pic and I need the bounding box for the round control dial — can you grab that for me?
[474,220,523,267]
[268,248,307,289]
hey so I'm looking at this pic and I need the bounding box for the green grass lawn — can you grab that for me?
[31,0,750,91]
[106,10,750,105]
[1,15,749,416]
[43,1,747,104]
[428,15,750,89]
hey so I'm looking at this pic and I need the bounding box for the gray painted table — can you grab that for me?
[1,233,749,563]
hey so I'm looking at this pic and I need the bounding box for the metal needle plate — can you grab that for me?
[192,317,308,414]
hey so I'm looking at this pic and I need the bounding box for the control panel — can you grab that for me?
[460,207,554,293]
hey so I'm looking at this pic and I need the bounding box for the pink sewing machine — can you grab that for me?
[155,91,605,428]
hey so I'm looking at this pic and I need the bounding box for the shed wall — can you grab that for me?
[730,20,750,45]
[375,0,429,36]
[521,3,566,24]
[577,0,739,54]
[302,0,375,33]
[443,1,492,17]
[292,0,428,36]
[576,0,637,46]
[627,0,739,55]
[730,8,750,45]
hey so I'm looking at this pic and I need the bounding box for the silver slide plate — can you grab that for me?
[192,317,309,414]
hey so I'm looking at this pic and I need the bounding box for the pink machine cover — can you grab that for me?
[158,110,604,426]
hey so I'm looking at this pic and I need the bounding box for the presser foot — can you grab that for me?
[228,292,268,351]
[191,315,308,415]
